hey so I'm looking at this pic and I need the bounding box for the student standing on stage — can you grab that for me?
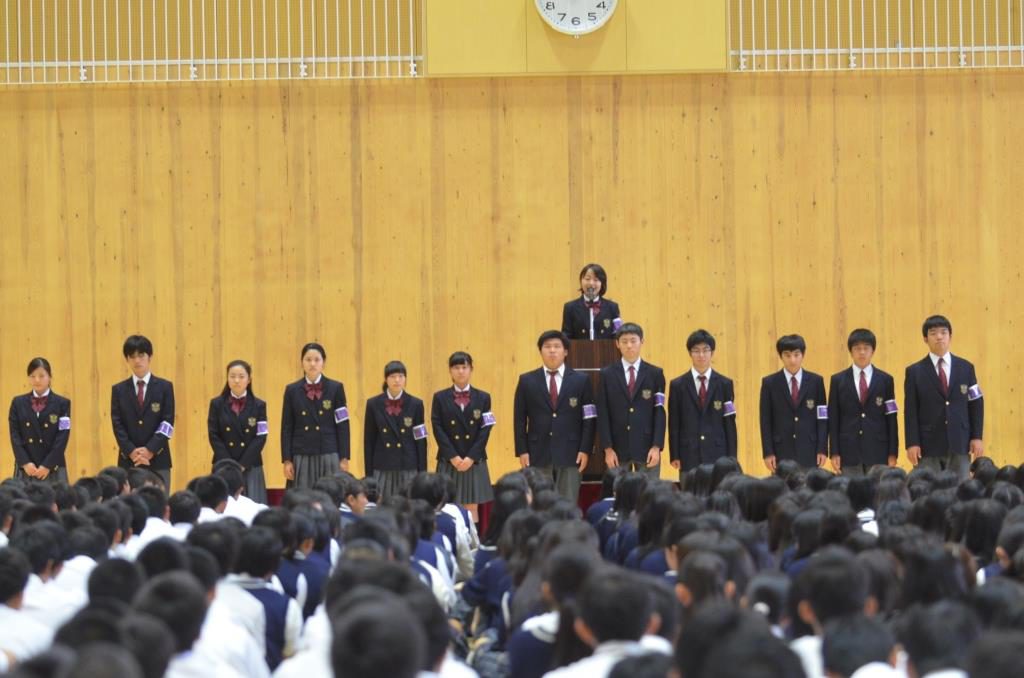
[281,342,350,490]
[827,329,899,476]
[111,335,176,490]
[431,352,495,522]
[513,330,597,502]
[904,315,984,480]
[8,357,71,483]
[759,334,828,472]
[363,361,428,500]
[596,323,666,478]
[561,263,623,341]
[208,360,269,504]
[668,329,738,478]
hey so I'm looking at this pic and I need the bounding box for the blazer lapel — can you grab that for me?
[22,396,43,436]
[613,363,631,400]
[922,356,946,396]
[779,372,798,412]
[556,369,573,410]
[684,373,701,408]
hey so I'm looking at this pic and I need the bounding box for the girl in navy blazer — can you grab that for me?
[8,357,70,483]
[208,359,269,504]
[364,361,427,500]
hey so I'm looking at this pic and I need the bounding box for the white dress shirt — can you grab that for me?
[21,573,85,631]
[853,364,874,397]
[542,364,566,395]
[133,372,152,400]
[51,555,97,600]
[0,604,54,662]
[691,367,713,392]
[622,358,642,384]
[543,639,659,678]
[929,352,952,383]
[223,494,267,526]
[783,368,804,391]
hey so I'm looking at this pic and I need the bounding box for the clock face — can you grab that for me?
[534,0,619,36]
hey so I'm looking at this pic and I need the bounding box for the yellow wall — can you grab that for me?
[2,70,1023,489]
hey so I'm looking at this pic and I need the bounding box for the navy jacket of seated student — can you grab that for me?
[759,335,827,470]
[561,262,623,340]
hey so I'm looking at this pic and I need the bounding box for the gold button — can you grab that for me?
[138,420,144,425]
[382,428,387,432]
[553,413,558,418]
[25,422,30,427]
[945,420,948,425]
[451,420,456,425]
[229,442,234,447]
[454,435,460,440]
[793,434,797,438]
[240,442,245,447]
[315,426,320,431]
[549,432,553,436]
[945,401,950,406]
[386,443,391,448]
[859,431,863,435]
[401,428,406,433]
[245,428,250,433]
[226,426,231,431]
[700,435,705,440]
[629,407,635,413]
[627,425,631,431]
[43,423,48,428]
[794,417,799,422]
[861,414,866,419]
[27,438,33,443]
[304,426,309,431]
[302,411,307,416]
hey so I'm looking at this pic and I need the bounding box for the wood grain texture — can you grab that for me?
[1,71,1021,488]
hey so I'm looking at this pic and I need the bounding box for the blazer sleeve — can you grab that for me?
[595,369,613,451]
[415,400,428,472]
[241,400,269,469]
[110,385,134,458]
[335,383,351,460]
[724,379,738,458]
[145,381,175,454]
[759,378,774,458]
[885,375,899,458]
[827,375,841,459]
[465,393,494,462]
[9,399,30,467]
[815,378,828,454]
[208,400,230,463]
[281,387,295,463]
[967,363,984,441]
[561,302,574,336]
[513,377,528,457]
[609,300,622,320]
[668,379,681,462]
[432,394,457,461]
[42,398,71,469]
[363,401,377,476]
[652,369,667,450]
[579,376,597,454]
[904,366,920,449]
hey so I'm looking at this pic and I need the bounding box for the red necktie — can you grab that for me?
[858,370,868,406]
[304,382,323,401]
[586,300,601,316]
[454,390,470,409]
[548,371,559,409]
[938,358,949,396]
[137,380,145,408]
[31,396,47,413]
[790,376,799,407]
[698,375,708,409]
[385,398,403,417]
[627,366,636,398]
[231,396,246,415]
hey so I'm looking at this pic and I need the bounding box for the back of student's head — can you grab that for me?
[521,466,556,497]
[23,482,56,509]
[189,475,229,510]
[822,615,895,678]
[252,506,297,553]
[118,613,176,678]
[0,547,31,603]
[54,607,123,649]
[897,600,980,676]
[966,630,1024,678]
[209,463,244,499]
[789,547,867,636]
[93,474,119,503]
[498,509,545,565]
[709,457,742,493]
[135,486,168,519]
[677,529,755,595]
[612,472,649,517]
[678,551,728,611]
[9,521,64,575]
[68,525,109,561]
[64,643,145,678]
[324,558,424,611]
[577,570,652,644]
[99,466,129,495]
[675,603,782,678]
[127,468,164,492]
[132,571,207,653]
[330,592,426,678]
[88,558,144,606]
[137,538,189,579]
[988,480,1024,510]
[186,520,242,577]
[742,572,790,628]
[407,472,447,509]
[608,653,674,678]
[481,489,527,548]
[236,526,282,578]
[340,508,411,561]
[167,490,201,525]
[700,628,805,678]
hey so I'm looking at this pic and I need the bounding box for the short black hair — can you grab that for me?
[190,475,229,510]
[213,462,245,497]
[137,538,190,579]
[54,608,123,649]
[68,525,109,560]
[301,342,327,361]
[26,357,52,377]
[966,630,1024,678]
[822,615,895,676]
[384,360,407,379]
[330,592,426,678]
[119,495,149,537]
[168,491,202,524]
[578,263,608,295]
[65,642,145,678]
[133,571,208,653]
[448,351,473,368]
[847,328,877,351]
[99,466,129,493]
[236,526,282,578]
[119,613,176,678]
[10,522,63,575]
[776,334,806,355]
[537,329,570,352]
[897,600,980,676]
[614,322,644,341]
[122,335,154,358]
[24,482,56,508]
[0,547,31,602]
[578,570,652,643]
[186,545,221,589]
[789,548,867,632]
[186,522,241,577]
[88,558,144,606]
[135,486,168,519]
[407,472,447,509]
[608,653,673,678]
[687,329,716,352]
[922,315,953,337]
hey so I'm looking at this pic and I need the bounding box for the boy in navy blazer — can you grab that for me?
[669,329,738,477]
[513,330,596,501]
[759,334,827,472]
[596,322,666,478]
[904,315,984,480]
[110,335,175,490]
[827,329,899,476]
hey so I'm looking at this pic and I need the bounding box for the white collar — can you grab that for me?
[929,352,951,367]
[454,385,471,393]
[621,358,642,371]
[134,373,152,385]
[387,390,405,401]
[543,364,566,377]
[230,390,247,399]
[691,367,713,380]
[305,375,323,385]
[31,389,51,398]
[783,368,803,382]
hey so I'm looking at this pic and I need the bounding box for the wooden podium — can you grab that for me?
[567,339,620,479]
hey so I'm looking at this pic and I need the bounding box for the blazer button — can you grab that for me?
[302,411,307,416]
[700,435,705,440]
[245,429,250,433]
[945,420,948,425]
[382,428,387,433]
[861,414,866,419]
[43,423,48,428]
[549,432,553,436]
[793,434,797,439]
[859,431,863,435]
[629,407,635,413]
[240,442,245,447]
[138,420,144,425]
[626,426,631,431]
[386,443,392,448]
[451,420,456,426]
[945,401,950,406]
[229,442,234,447]
[304,426,309,431]
[553,413,558,418]
[27,438,33,443]
[226,426,231,431]
[315,426,320,431]
[454,435,460,440]
[401,428,406,433]
[794,417,799,422]
[25,422,30,427]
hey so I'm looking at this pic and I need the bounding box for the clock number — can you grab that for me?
[545,1,555,9]
[571,16,581,26]
[588,12,597,21]
[558,12,566,21]
[596,1,608,7]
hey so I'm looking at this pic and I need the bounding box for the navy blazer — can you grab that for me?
[668,370,738,472]
[111,375,175,470]
[431,387,495,462]
[208,394,269,469]
[364,393,427,474]
[904,355,984,458]
[596,360,667,463]
[561,297,622,340]
[280,377,350,461]
[759,370,828,468]
[513,367,596,468]
[9,392,71,471]
[828,367,899,466]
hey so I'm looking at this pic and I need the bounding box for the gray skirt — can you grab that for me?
[373,469,419,502]
[243,466,268,504]
[13,466,69,485]
[289,453,340,490]
[437,459,493,505]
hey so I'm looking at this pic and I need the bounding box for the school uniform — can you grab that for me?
[668,368,738,474]
[363,390,428,499]
[111,373,176,489]
[904,352,984,479]
[280,376,350,489]
[561,296,623,340]
[513,364,597,502]
[596,359,667,477]
[8,389,71,483]
[827,365,899,475]
[208,391,269,503]
[759,369,828,469]
[432,385,495,505]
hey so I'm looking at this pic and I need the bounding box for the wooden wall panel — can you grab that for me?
[1,70,1022,490]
